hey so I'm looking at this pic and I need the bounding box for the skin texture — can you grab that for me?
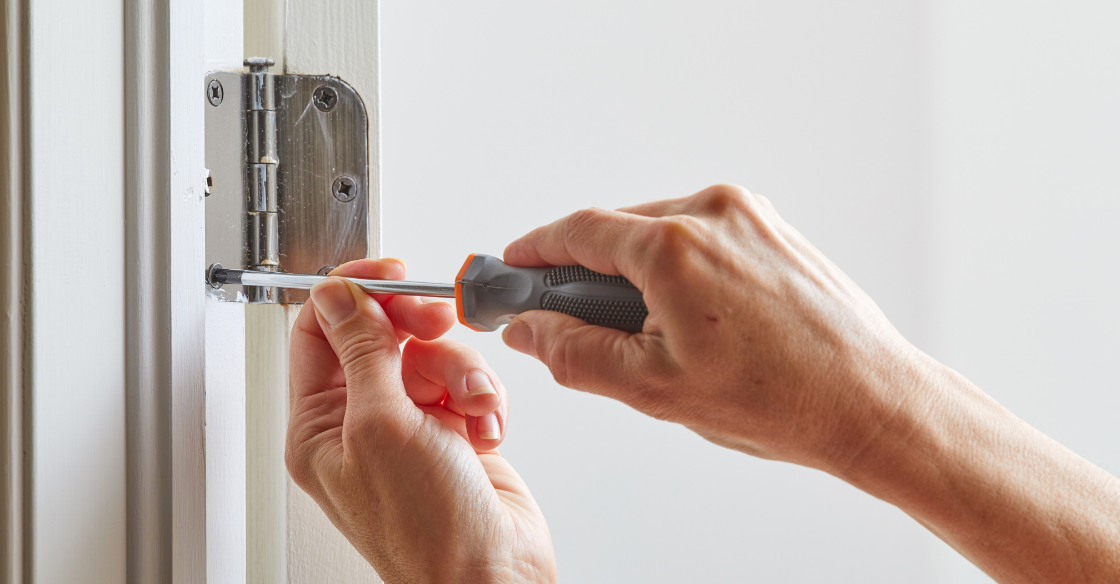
[500,185,1120,583]
[287,186,1120,583]
[286,259,555,584]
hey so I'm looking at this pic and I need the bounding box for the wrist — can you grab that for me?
[825,349,971,496]
[824,349,1120,582]
[808,339,948,484]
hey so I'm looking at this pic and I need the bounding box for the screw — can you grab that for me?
[317,266,336,276]
[207,263,224,289]
[207,80,223,106]
[313,86,338,112]
[332,176,357,202]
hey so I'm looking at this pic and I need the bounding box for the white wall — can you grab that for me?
[379,1,1118,582]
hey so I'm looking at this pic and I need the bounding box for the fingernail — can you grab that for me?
[385,257,407,269]
[466,370,497,396]
[502,320,536,358]
[477,413,500,441]
[310,278,356,326]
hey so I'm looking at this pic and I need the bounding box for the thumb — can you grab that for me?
[502,310,659,399]
[309,277,405,409]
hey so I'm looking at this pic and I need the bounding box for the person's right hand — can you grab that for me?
[500,184,927,474]
[500,185,1120,584]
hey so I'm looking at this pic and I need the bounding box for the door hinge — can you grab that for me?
[204,57,370,304]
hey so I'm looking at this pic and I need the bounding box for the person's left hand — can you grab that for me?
[286,258,556,583]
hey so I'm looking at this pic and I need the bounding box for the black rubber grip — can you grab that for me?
[456,254,648,333]
[540,293,648,331]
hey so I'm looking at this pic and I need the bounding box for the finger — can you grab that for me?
[290,294,346,404]
[502,207,654,288]
[328,257,406,303]
[308,277,411,421]
[502,310,668,402]
[615,194,695,217]
[417,404,505,453]
[288,297,351,469]
[402,338,506,418]
[417,404,468,441]
[466,407,506,451]
[401,362,447,406]
[383,296,456,341]
[328,258,455,342]
[618,184,757,220]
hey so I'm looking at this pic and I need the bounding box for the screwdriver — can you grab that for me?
[208,254,647,332]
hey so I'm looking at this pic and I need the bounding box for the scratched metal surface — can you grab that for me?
[204,71,369,303]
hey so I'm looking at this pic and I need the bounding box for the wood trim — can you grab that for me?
[205,301,247,583]
[245,304,293,584]
[124,0,244,580]
[285,1,383,581]
[123,0,173,580]
[27,0,127,580]
[0,0,30,580]
[202,4,248,584]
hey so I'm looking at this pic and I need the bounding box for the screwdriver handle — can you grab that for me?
[455,254,648,333]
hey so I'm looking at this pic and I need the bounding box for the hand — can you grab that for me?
[501,184,910,471]
[500,185,1120,583]
[286,258,556,584]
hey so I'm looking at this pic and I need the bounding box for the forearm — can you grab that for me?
[838,351,1120,583]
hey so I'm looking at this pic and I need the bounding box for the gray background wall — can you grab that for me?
[378,1,1119,581]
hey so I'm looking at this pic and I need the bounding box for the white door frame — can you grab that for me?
[2,0,245,581]
[2,0,378,581]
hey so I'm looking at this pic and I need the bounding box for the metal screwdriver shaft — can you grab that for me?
[209,267,456,298]
[207,254,648,333]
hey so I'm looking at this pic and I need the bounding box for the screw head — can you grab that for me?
[207,80,223,106]
[207,263,224,289]
[313,86,338,112]
[317,265,336,276]
[332,176,358,202]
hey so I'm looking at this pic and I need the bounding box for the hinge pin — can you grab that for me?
[245,57,280,302]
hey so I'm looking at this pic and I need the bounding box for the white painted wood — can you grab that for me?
[206,300,248,584]
[167,1,209,577]
[245,0,286,71]
[28,0,127,581]
[201,3,249,584]
[12,0,245,580]
[0,0,28,580]
[284,1,383,581]
[201,4,249,583]
[245,304,294,584]
[124,0,173,577]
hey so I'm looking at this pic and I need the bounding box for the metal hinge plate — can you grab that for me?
[204,63,369,304]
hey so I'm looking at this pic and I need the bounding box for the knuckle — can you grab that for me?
[565,207,609,235]
[335,330,398,372]
[752,192,774,211]
[284,441,315,490]
[645,216,707,262]
[697,184,751,215]
[544,326,585,388]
